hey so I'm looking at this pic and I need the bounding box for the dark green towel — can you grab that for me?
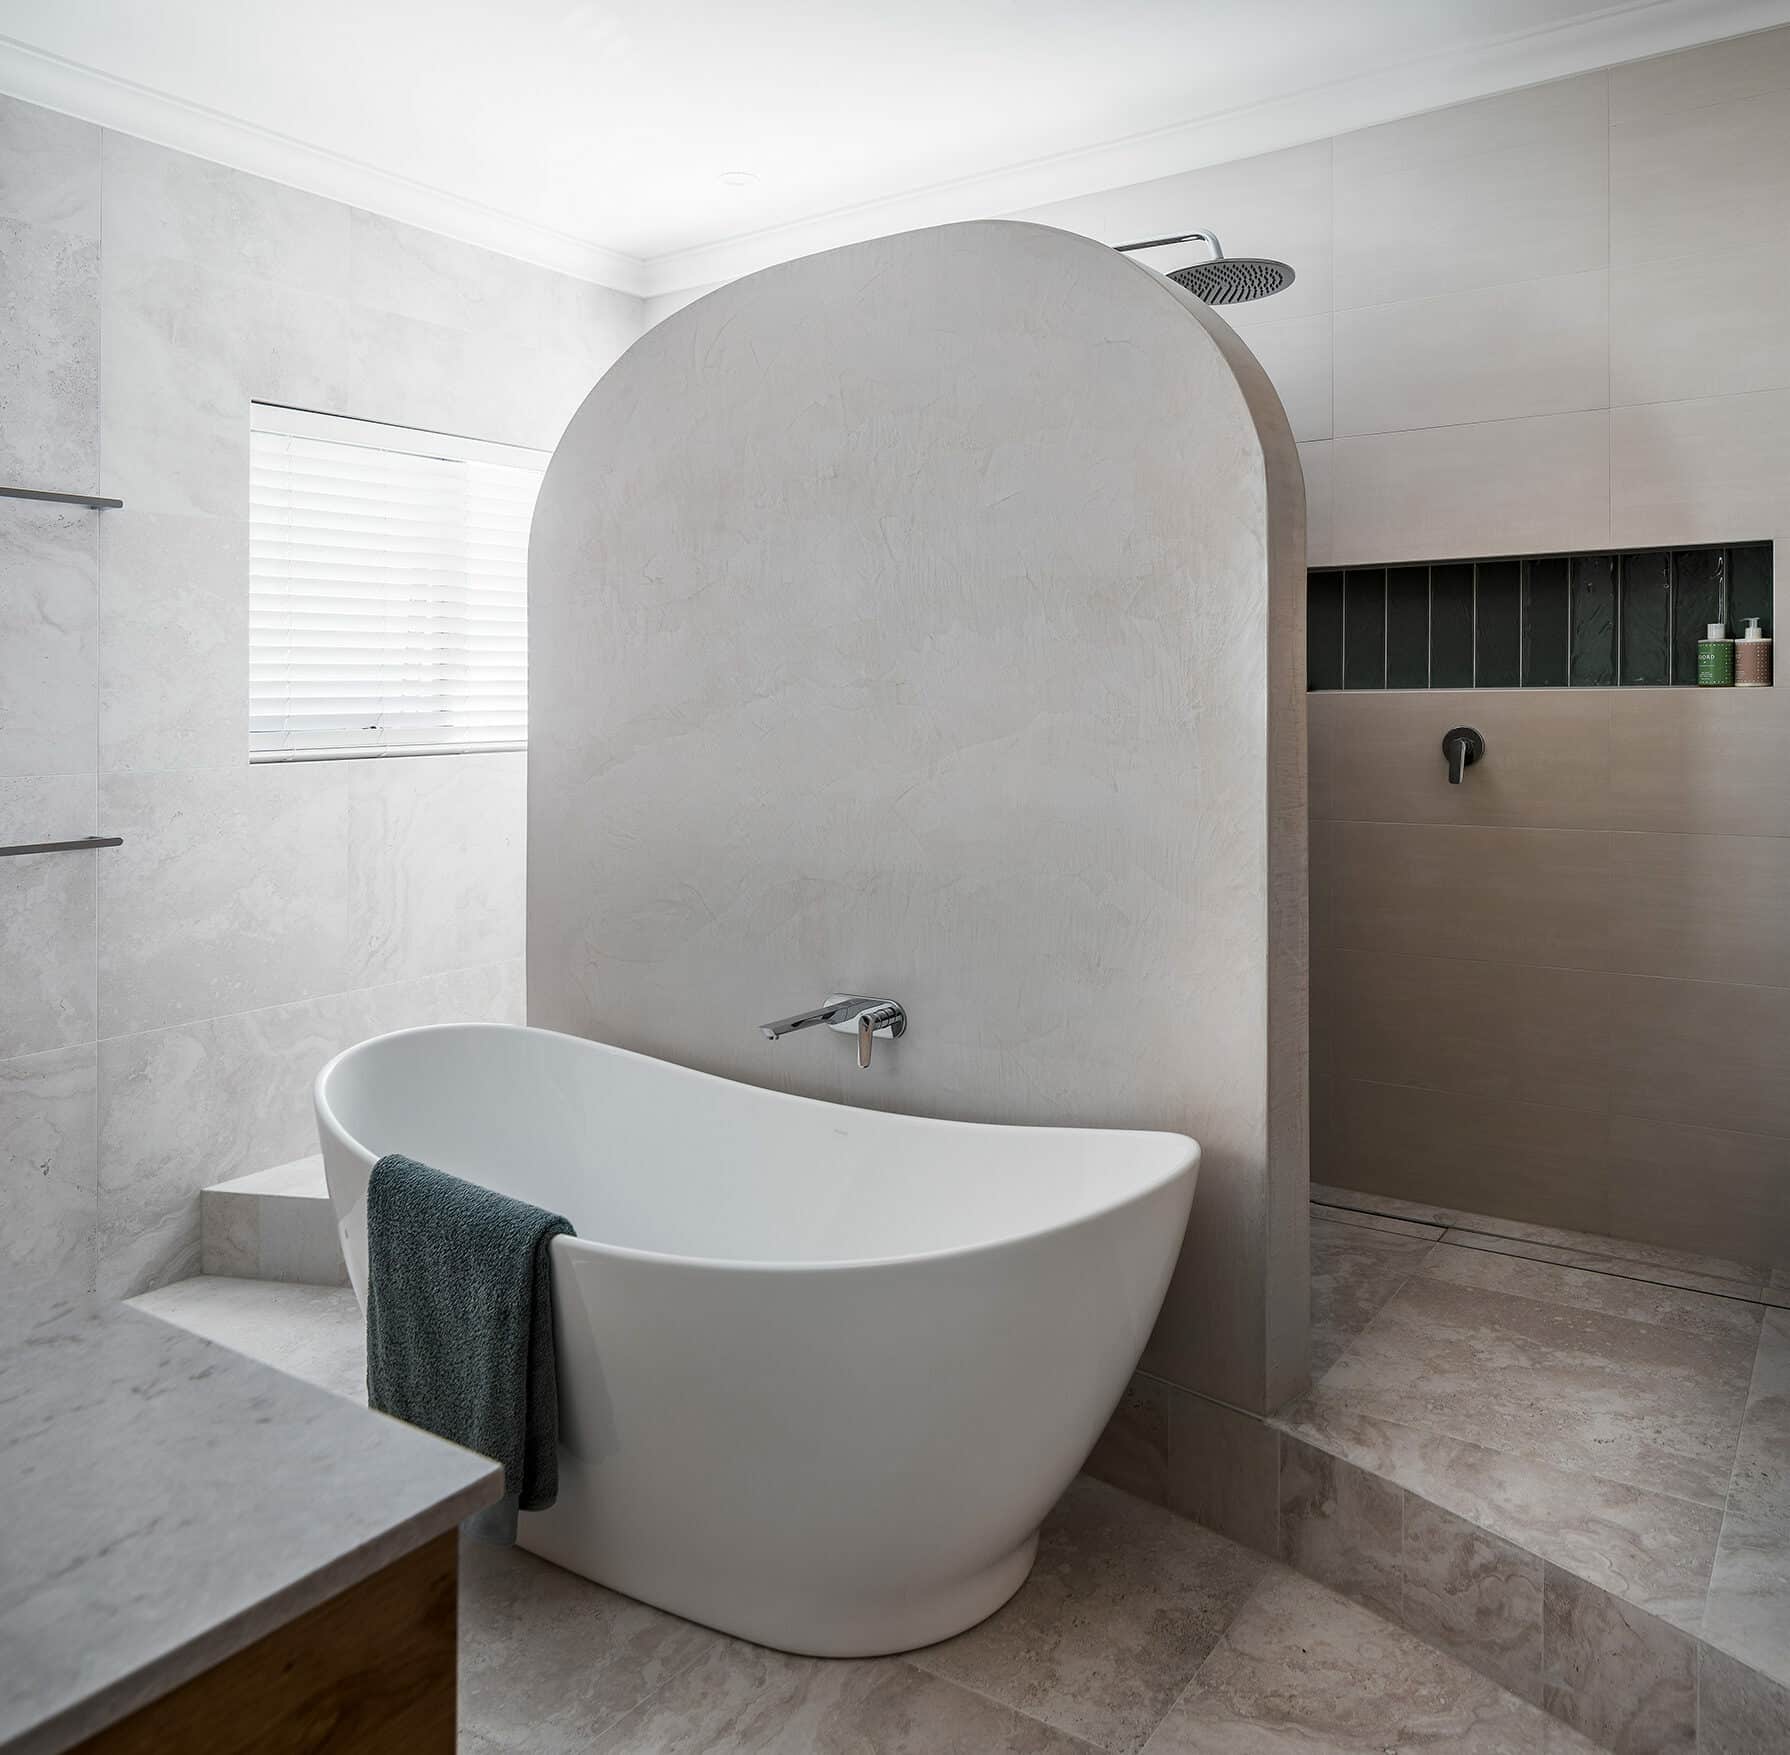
[365,1153,573,1543]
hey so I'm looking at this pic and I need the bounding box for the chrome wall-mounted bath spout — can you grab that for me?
[760,994,907,1069]
[1114,230,1295,305]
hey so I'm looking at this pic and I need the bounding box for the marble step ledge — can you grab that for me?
[202,1155,348,1287]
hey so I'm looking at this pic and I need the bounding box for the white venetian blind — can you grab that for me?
[249,403,547,761]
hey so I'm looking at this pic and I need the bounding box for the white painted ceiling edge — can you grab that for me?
[1,0,1785,300]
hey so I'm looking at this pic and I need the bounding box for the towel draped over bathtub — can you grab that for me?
[365,1152,574,1545]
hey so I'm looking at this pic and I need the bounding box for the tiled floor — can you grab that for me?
[1288,1191,1790,1705]
[132,1276,1597,1753]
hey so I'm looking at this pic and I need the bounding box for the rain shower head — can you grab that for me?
[1114,230,1295,306]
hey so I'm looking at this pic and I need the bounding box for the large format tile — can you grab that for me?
[1229,311,1330,443]
[1296,438,1332,568]
[1542,1566,1696,1755]
[0,774,98,1059]
[99,512,248,772]
[0,93,100,237]
[1608,23,1790,122]
[1334,271,1607,437]
[98,762,354,1037]
[910,1476,1267,1752]
[1331,409,1610,566]
[1703,1308,1790,1688]
[1697,1643,1790,1755]
[462,1540,729,1754]
[0,500,98,778]
[1147,1567,1593,1753]
[589,1645,1101,1755]
[1611,389,1790,549]
[1310,1215,1435,1376]
[0,213,99,492]
[1602,690,1790,840]
[1278,1433,1403,1620]
[0,1042,97,1303]
[1315,1273,1756,1508]
[1274,1392,1724,1636]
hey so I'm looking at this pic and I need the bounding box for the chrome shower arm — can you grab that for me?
[1115,230,1223,260]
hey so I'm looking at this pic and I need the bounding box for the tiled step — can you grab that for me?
[201,1156,347,1287]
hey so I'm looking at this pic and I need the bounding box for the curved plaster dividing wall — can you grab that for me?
[529,220,1308,1412]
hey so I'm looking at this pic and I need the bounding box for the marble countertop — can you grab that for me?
[0,1296,501,1755]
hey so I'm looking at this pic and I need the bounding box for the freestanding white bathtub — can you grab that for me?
[314,1022,1198,1655]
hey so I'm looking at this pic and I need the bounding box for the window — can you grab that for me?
[248,403,548,761]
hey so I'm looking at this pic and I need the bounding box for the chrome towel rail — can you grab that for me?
[0,836,123,858]
[1,485,124,510]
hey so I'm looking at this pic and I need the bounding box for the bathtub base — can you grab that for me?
[518,1504,1040,1658]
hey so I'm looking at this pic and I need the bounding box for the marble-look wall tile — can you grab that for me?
[0,501,98,777]
[0,213,99,491]
[98,762,354,1037]
[1278,1433,1403,1620]
[346,753,526,987]
[1402,1497,1544,1706]
[0,93,100,236]
[1542,1566,1696,1755]
[101,132,351,297]
[0,1042,98,1300]
[99,512,248,772]
[0,774,98,1059]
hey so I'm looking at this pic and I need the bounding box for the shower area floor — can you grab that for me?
[1282,1184,1790,1728]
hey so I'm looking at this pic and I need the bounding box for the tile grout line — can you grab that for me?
[893,1656,1110,1754]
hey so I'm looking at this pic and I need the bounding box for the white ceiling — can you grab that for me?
[0,0,1782,295]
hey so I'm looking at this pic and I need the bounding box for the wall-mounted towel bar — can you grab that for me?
[0,836,124,858]
[1,485,124,510]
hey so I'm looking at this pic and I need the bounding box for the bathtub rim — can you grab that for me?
[315,1020,1200,1279]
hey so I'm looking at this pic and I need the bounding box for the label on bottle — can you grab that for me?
[1698,639,1735,686]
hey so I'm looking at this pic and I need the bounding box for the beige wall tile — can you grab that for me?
[1309,689,1612,831]
[1605,974,1790,1141]
[1606,832,1790,988]
[1314,819,1611,970]
[1332,410,1610,565]
[1230,310,1330,442]
[1603,690,1790,838]
[1611,88,1790,268]
[1334,75,1606,311]
[1608,23,1790,122]
[1610,390,1790,549]
[1316,1076,1611,1236]
[1612,239,1790,407]
[1334,271,1607,438]
[1607,1114,1790,1271]
[1297,439,1332,567]
[1084,1371,1171,1508]
[1313,948,1612,1115]
[1165,1386,1281,1556]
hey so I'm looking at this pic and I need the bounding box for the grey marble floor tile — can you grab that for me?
[1697,1644,1790,1755]
[1310,1199,1446,1240]
[1703,1307,1790,1687]
[1316,1273,1756,1508]
[127,1276,367,1404]
[1419,1242,1763,1346]
[1310,1216,1437,1378]
[1279,1433,1403,1621]
[1145,1568,1599,1753]
[587,1645,1101,1754]
[1439,1229,1771,1306]
[1542,1564,1695,1755]
[461,1540,728,1754]
[909,1476,1268,1753]
[1402,1497,1544,1706]
[1272,1392,1722,1635]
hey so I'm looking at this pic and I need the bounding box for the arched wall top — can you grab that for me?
[528,219,1308,1410]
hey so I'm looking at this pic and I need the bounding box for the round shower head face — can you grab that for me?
[1167,257,1295,305]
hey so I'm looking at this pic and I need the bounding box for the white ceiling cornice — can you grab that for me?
[2,0,1785,302]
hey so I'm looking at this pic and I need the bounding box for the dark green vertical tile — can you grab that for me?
[1475,560,1521,686]
[1344,569,1386,689]
[1570,553,1617,686]
[1673,548,1726,685]
[1430,563,1474,687]
[1619,551,1671,685]
[1308,570,1344,690]
[1522,556,1569,686]
[1385,566,1430,688]
[1728,543,1773,639]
